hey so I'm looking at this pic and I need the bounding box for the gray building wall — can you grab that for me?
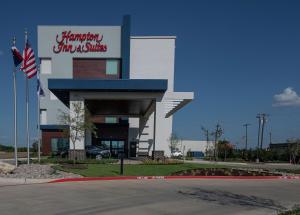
[129,37,176,156]
[38,26,121,125]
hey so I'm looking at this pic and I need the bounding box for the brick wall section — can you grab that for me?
[73,58,121,79]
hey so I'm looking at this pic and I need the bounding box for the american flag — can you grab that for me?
[21,40,37,79]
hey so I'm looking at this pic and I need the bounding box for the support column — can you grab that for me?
[153,99,173,158]
[69,94,86,160]
[152,102,156,159]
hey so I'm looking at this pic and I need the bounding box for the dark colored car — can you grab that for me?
[86,145,111,159]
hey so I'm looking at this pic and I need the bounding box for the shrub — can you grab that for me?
[185,156,193,160]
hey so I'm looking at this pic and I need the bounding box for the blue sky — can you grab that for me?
[0,0,300,149]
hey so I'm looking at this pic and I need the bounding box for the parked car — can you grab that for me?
[86,145,111,159]
[171,151,183,158]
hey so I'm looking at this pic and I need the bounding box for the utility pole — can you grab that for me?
[256,113,269,162]
[256,114,262,163]
[243,123,251,150]
[260,113,268,150]
[201,127,210,158]
[269,132,272,146]
[213,123,222,161]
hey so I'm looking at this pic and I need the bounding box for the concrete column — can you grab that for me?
[154,99,173,157]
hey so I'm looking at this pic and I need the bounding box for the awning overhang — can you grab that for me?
[48,79,168,107]
[163,92,194,118]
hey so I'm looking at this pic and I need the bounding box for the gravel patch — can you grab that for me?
[0,164,82,179]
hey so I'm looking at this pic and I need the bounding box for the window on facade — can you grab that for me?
[105,60,118,75]
[101,141,110,150]
[51,138,69,153]
[105,117,117,124]
[41,59,52,74]
[40,109,47,124]
[111,140,125,153]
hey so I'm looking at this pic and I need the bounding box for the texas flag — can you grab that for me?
[11,46,23,67]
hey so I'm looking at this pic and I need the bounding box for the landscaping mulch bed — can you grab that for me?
[172,168,283,176]
[0,164,82,179]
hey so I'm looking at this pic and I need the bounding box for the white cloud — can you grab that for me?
[273,87,300,107]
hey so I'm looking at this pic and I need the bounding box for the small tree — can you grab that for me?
[58,101,97,164]
[218,139,234,161]
[168,133,180,154]
[32,140,38,153]
[287,138,300,164]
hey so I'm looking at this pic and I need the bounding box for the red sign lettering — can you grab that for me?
[53,31,107,54]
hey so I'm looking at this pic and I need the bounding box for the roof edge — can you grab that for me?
[131,36,176,39]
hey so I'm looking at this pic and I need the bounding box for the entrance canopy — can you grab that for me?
[48,79,193,118]
[86,99,153,116]
[48,79,167,117]
[49,79,167,104]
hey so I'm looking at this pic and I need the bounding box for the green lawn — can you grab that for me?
[56,163,227,177]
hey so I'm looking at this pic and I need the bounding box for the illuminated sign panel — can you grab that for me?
[53,31,108,54]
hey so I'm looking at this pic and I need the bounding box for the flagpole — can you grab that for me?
[26,75,30,164]
[12,37,18,167]
[25,29,30,165]
[37,64,41,163]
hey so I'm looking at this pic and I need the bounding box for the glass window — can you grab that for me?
[51,138,69,152]
[106,60,118,75]
[101,141,110,149]
[41,59,52,74]
[40,109,47,124]
[51,138,58,152]
[105,117,117,124]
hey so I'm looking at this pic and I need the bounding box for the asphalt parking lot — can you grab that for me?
[0,179,299,215]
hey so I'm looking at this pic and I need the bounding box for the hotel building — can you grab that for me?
[38,15,194,159]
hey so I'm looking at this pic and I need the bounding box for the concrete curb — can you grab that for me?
[49,175,300,183]
[0,177,51,186]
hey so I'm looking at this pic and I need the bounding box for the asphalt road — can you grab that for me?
[0,179,299,215]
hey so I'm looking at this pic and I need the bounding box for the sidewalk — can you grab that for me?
[0,177,50,186]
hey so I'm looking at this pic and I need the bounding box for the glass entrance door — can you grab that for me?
[100,140,125,158]
[111,141,124,157]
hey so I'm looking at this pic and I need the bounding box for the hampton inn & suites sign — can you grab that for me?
[53,31,108,54]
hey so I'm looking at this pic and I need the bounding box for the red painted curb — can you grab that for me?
[48,175,300,183]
